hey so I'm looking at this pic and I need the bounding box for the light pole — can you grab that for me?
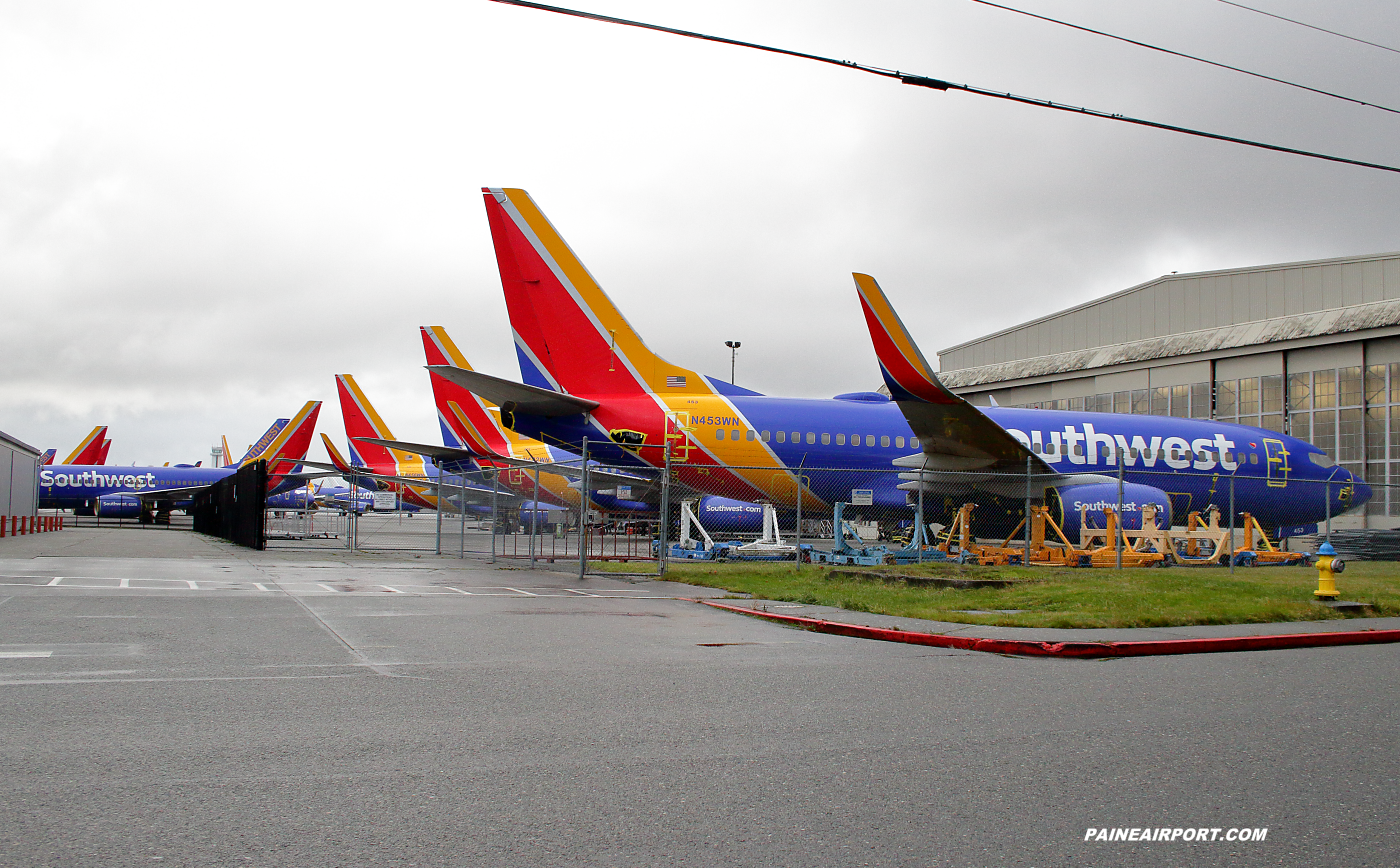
[725,340,741,384]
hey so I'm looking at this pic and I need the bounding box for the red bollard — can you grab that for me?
[19,516,27,535]
[59,516,64,530]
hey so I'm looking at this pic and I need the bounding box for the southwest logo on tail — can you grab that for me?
[460,187,1368,534]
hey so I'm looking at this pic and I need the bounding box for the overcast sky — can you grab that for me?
[3,0,1398,465]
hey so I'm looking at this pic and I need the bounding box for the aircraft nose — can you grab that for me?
[1349,472,1373,509]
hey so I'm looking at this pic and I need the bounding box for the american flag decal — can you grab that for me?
[666,375,686,388]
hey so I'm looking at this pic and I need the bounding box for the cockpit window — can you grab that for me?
[1308,451,1334,468]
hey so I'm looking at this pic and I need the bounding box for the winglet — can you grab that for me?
[853,273,958,406]
[320,432,356,474]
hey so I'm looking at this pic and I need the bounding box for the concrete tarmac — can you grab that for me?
[0,528,1395,867]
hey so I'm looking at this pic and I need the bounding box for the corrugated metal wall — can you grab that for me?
[941,253,1400,372]
[1,434,39,517]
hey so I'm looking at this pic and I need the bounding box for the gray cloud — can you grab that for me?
[2,0,1397,463]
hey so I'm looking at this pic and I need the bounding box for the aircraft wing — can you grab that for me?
[130,485,211,502]
[350,437,482,464]
[854,273,1052,476]
[425,366,599,417]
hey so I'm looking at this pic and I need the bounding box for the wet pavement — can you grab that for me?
[0,527,1395,867]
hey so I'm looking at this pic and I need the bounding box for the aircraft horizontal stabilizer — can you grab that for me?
[425,366,599,417]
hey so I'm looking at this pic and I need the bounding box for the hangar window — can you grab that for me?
[805,432,815,445]
[715,429,724,440]
[880,435,890,447]
[821,433,831,445]
[746,430,755,442]
[776,431,785,443]
[761,431,770,442]
[865,435,875,447]
[836,434,846,445]
[896,437,905,448]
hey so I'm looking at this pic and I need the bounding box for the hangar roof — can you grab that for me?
[938,297,1400,389]
[938,250,1400,375]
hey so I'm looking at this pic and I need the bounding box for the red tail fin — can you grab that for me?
[63,426,108,465]
[482,187,705,399]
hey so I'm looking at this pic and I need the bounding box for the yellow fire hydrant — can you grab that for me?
[1315,542,1344,600]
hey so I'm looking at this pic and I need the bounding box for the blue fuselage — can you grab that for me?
[509,397,1368,531]
[39,464,303,510]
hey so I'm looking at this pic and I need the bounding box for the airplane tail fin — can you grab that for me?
[335,375,426,477]
[240,419,289,464]
[482,187,705,399]
[245,401,322,477]
[97,439,112,465]
[63,426,108,465]
[39,449,56,466]
[853,273,960,406]
[420,326,514,457]
[220,435,233,468]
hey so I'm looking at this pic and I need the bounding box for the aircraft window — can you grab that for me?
[762,430,770,442]
[1073,444,1083,457]
[896,437,905,448]
[716,429,724,440]
[865,435,875,447]
[1196,450,1208,462]
[911,437,920,448]
[776,431,786,443]
[1032,441,1042,454]
[806,432,816,445]
[1101,446,1111,459]
[1309,452,1334,467]
[1250,453,1259,464]
[1224,451,1234,463]
[836,434,846,445]
[791,431,800,443]
[881,435,890,447]
[821,433,831,445]
[745,430,755,442]
[850,433,859,446]
[731,429,740,440]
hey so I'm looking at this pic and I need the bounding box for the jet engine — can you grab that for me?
[1046,482,1172,538]
[95,493,143,518]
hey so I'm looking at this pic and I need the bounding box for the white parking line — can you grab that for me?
[316,583,340,592]
[253,583,269,592]
[504,587,537,596]
[118,578,129,589]
[0,651,53,659]
[186,581,199,590]
[46,577,62,586]
[380,586,405,594]
[444,587,473,595]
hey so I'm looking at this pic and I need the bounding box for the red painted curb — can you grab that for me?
[698,600,1400,658]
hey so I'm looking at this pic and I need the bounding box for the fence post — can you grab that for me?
[1325,480,1332,544]
[459,473,466,559]
[578,438,589,580]
[659,442,671,578]
[434,465,443,556]
[489,467,499,564]
[1024,455,1032,563]
[531,462,540,569]
[1116,450,1124,570]
[916,471,924,565]
[1229,474,1236,575]
[794,464,803,572]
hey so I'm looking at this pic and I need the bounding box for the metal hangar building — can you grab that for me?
[936,251,1400,527]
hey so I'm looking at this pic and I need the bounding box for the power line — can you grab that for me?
[972,0,1399,114]
[1217,0,1400,55]
[486,0,1400,175]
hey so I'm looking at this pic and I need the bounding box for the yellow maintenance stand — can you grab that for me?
[1314,542,1345,600]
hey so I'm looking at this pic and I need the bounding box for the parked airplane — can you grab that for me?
[39,449,56,466]
[304,375,492,513]
[38,401,323,520]
[419,325,653,513]
[431,186,1369,535]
